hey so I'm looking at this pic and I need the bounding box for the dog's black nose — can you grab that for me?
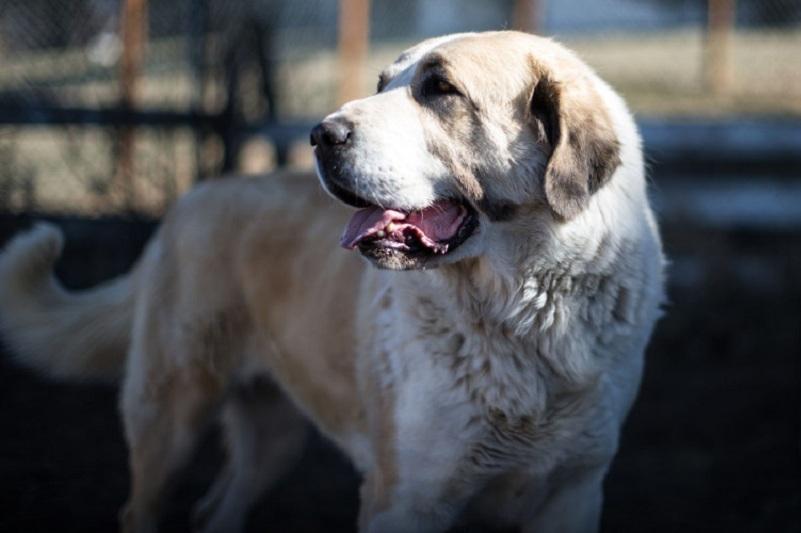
[310,119,352,148]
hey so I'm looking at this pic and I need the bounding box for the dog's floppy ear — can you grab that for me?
[530,71,621,220]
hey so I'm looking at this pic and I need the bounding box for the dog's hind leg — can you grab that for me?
[119,356,225,533]
[193,377,308,533]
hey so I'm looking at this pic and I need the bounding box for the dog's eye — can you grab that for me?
[422,75,461,98]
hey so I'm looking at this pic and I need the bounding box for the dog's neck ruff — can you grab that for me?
[380,255,619,423]
[412,232,642,393]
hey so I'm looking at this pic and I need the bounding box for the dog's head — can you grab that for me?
[313,31,621,270]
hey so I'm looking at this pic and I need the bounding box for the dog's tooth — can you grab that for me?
[376,230,386,238]
[386,222,396,233]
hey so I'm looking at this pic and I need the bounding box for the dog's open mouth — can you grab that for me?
[340,199,478,257]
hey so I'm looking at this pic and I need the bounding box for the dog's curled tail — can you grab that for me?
[0,223,133,381]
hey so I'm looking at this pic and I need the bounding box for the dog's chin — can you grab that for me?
[358,244,431,270]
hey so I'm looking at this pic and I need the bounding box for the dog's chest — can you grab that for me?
[367,293,590,472]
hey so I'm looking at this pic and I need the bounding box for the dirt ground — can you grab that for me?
[0,212,799,533]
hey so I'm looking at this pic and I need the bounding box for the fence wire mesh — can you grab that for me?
[0,0,799,215]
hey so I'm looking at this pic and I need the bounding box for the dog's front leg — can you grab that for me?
[358,470,476,533]
[356,437,487,533]
[522,463,608,533]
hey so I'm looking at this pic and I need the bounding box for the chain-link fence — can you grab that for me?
[0,0,799,215]
[551,0,801,117]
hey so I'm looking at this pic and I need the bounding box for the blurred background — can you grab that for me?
[0,0,799,531]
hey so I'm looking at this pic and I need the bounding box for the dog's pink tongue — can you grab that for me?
[340,201,466,251]
[341,208,406,249]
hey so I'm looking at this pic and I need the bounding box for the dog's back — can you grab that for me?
[0,172,366,422]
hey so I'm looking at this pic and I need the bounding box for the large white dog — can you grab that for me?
[0,32,664,533]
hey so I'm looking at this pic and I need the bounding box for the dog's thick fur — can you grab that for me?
[0,32,664,533]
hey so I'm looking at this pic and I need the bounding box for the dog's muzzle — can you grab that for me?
[310,117,372,208]
[309,116,479,269]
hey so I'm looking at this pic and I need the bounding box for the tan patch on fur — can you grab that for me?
[414,32,620,221]
[235,186,367,438]
[358,349,397,520]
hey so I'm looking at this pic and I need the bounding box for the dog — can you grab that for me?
[0,31,664,533]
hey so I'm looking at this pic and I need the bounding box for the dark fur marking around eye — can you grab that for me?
[421,74,461,98]
[414,55,470,107]
[423,95,523,223]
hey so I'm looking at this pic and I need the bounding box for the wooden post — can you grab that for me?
[116,0,147,211]
[705,0,735,94]
[338,0,370,105]
[513,0,540,34]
